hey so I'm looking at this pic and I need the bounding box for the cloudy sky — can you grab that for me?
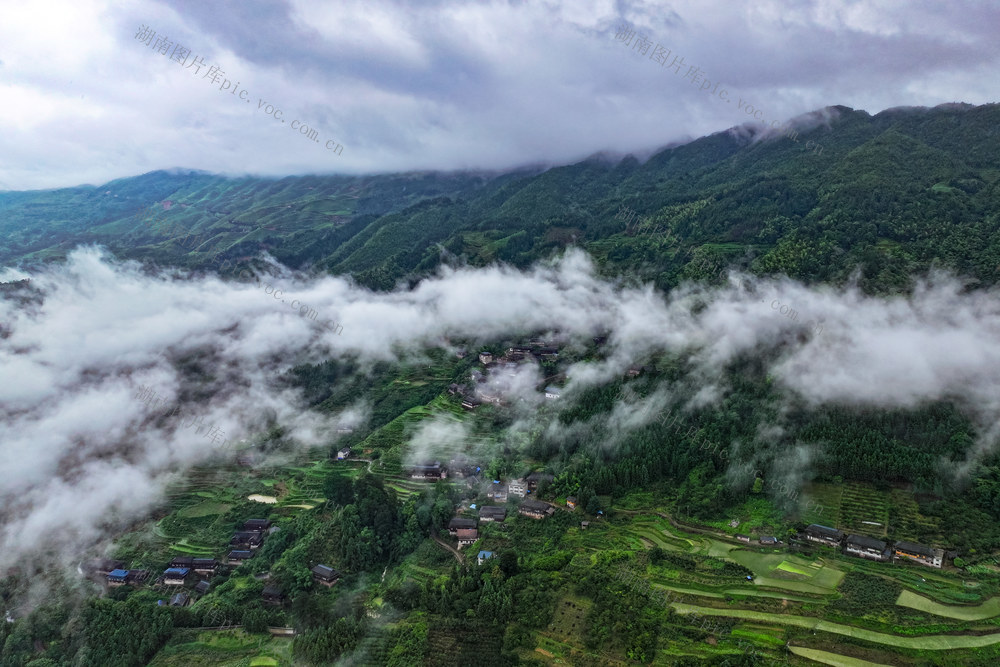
[1,0,997,190]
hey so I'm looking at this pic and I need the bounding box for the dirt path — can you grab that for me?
[432,534,464,563]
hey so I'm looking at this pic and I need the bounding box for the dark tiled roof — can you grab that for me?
[847,534,887,550]
[311,564,340,579]
[894,540,935,557]
[521,499,551,511]
[806,524,843,538]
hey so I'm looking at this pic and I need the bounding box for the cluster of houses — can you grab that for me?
[444,472,559,553]
[802,524,945,568]
[89,518,344,608]
[478,342,560,368]
[447,342,563,410]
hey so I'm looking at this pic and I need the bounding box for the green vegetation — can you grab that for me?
[7,103,1000,664]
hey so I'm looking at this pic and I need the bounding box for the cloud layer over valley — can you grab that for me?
[3,246,1000,570]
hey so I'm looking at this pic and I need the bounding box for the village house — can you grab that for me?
[535,348,559,361]
[230,531,264,549]
[456,528,479,548]
[107,569,130,586]
[169,592,190,607]
[461,397,481,410]
[448,517,477,536]
[243,519,272,532]
[479,506,507,523]
[410,462,448,480]
[311,564,342,586]
[261,585,286,605]
[490,482,509,503]
[448,459,481,478]
[478,352,493,365]
[227,550,254,565]
[525,472,554,492]
[337,447,351,460]
[544,385,561,399]
[627,366,642,377]
[804,524,844,547]
[478,550,495,565]
[519,499,556,519]
[163,567,190,586]
[845,534,890,561]
[479,388,504,405]
[736,534,751,543]
[126,569,150,585]
[169,556,194,570]
[192,558,218,575]
[194,580,211,596]
[893,541,944,568]
[508,478,528,497]
[565,496,577,509]
[759,536,778,545]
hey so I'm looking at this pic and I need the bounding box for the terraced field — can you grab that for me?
[671,603,1000,650]
[788,645,896,666]
[838,483,891,537]
[896,589,1000,621]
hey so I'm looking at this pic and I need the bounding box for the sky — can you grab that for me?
[1,0,998,190]
[5,247,1000,571]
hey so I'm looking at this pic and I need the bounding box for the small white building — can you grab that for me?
[544,385,561,399]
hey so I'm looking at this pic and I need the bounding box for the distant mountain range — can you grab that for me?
[2,102,998,294]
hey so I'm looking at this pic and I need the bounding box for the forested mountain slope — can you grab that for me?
[2,103,998,296]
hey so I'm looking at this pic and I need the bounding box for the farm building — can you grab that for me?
[525,472,554,492]
[227,550,254,565]
[410,462,447,480]
[456,528,479,548]
[479,506,507,523]
[894,541,944,568]
[845,534,890,561]
[192,558,217,574]
[262,585,286,605]
[311,564,342,586]
[243,519,272,531]
[448,517,477,535]
[163,568,190,585]
[804,524,844,547]
[107,569,129,586]
[519,499,556,519]
[125,570,150,585]
[230,531,264,549]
